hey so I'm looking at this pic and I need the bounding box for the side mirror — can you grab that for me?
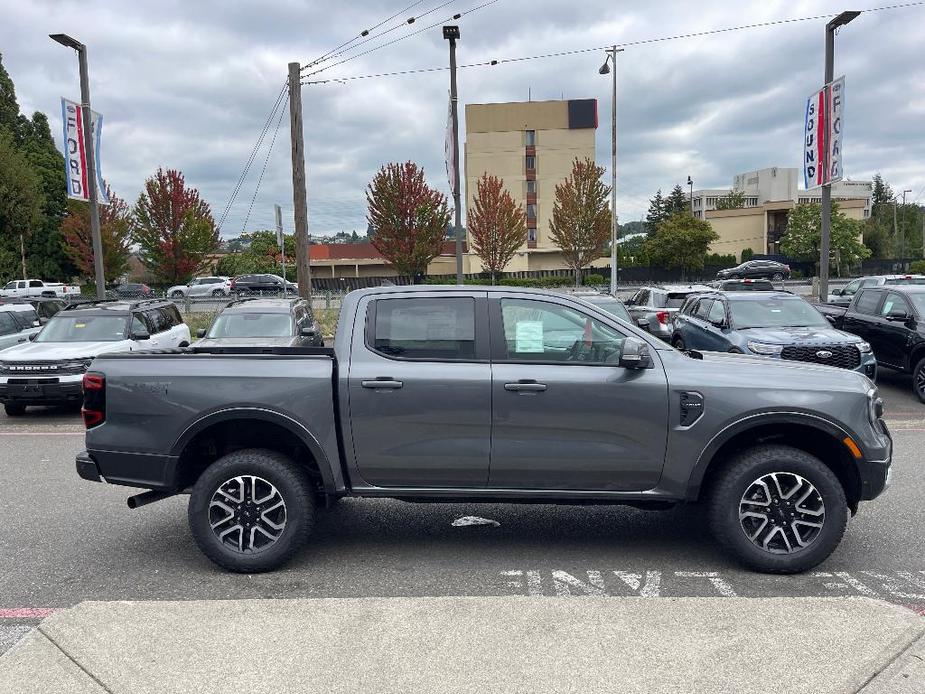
[300,327,317,339]
[39,317,49,325]
[710,319,727,329]
[196,328,207,338]
[825,315,837,325]
[886,308,909,322]
[132,329,151,341]
[28,333,37,341]
[619,337,653,369]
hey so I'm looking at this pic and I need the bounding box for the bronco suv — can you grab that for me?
[75,286,891,574]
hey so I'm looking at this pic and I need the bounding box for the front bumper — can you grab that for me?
[0,374,83,405]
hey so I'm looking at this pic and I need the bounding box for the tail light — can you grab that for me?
[784,265,790,271]
[656,311,669,325]
[81,372,105,428]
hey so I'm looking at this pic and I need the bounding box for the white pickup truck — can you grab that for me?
[0,279,81,299]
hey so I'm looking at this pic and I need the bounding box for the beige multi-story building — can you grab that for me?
[464,99,604,273]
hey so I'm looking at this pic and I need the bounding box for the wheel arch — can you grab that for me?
[688,413,862,512]
[170,408,337,495]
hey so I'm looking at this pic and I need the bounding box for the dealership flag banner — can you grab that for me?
[803,76,845,190]
[61,97,109,204]
[444,92,457,194]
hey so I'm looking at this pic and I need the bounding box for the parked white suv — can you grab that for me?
[0,299,191,416]
[167,276,232,299]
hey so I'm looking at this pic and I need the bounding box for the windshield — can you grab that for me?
[36,315,128,342]
[207,312,293,338]
[586,297,630,322]
[728,297,829,329]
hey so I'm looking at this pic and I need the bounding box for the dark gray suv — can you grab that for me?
[196,297,322,347]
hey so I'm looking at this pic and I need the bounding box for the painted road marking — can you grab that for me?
[0,608,57,619]
[501,569,925,601]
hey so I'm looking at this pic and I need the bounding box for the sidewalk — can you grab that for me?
[1,596,922,693]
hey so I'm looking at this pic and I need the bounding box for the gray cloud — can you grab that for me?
[2,0,922,237]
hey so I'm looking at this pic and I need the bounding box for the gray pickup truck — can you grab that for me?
[76,286,891,574]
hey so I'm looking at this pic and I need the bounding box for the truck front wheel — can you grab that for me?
[707,445,848,573]
[188,448,315,573]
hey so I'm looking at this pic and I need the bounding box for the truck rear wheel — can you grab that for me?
[707,444,847,574]
[4,403,26,416]
[188,448,315,573]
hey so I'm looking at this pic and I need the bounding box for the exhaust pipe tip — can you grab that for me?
[127,490,174,509]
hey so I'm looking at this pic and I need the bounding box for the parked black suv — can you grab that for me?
[838,285,925,401]
[716,260,791,281]
[230,274,298,296]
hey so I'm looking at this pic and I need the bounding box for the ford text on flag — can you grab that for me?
[803,76,845,190]
[60,97,109,205]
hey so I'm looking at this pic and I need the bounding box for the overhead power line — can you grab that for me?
[303,1,924,85]
[241,95,289,233]
[302,0,501,78]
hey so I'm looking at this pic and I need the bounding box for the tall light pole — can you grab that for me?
[901,188,912,267]
[50,33,106,299]
[818,10,860,302]
[444,25,463,285]
[687,175,694,215]
[599,46,623,296]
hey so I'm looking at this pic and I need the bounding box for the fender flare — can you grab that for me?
[685,411,858,501]
[170,407,337,493]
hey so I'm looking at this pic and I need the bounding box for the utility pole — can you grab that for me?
[275,204,286,282]
[818,11,859,302]
[288,62,311,300]
[599,47,623,296]
[901,189,912,268]
[893,198,899,267]
[444,26,463,285]
[50,34,106,299]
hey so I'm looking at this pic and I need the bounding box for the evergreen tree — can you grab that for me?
[645,189,666,235]
[666,184,689,215]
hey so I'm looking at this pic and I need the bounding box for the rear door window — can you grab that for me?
[370,297,476,360]
[880,292,912,317]
[694,299,713,320]
[0,312,16,335]
[854,290,883,315]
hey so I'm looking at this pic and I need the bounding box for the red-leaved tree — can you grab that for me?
[467,173,527,283]
[367,161,450,280]
[131,168,219,284]
[60,184,132,283]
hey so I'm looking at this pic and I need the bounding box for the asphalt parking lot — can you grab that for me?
[1,367,923,657]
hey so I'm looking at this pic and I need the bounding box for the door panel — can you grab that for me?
[488,297,669,491]
[348,295,491,488]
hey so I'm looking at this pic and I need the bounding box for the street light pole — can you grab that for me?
[687,175,694,215]
[818,11,860,302]
[444,26,463,285]
[50,34,106,299]
[599,47,623,296]
[901,189,912,267]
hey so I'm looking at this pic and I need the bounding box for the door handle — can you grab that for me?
[504,382,547,392]
[362,379,403,389]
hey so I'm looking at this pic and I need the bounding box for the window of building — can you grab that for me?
[525,155,536,170]
[371,297,476,360]
[525,130,535,146]
[527,229,537,242]
[526,180,536,194]
[526,203,537,219]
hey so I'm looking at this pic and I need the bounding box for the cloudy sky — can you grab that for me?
[2,0,923,238]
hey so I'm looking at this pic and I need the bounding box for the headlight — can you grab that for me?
[867,387,883,423]
[746,341,783,356]
[855,341,872,354]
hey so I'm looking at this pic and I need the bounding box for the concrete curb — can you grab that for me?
[861,630,925,693]
[1,596,922,694]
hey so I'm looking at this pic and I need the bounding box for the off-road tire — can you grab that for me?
[771,272,784,281]
[708,444,848,573]
[4,403,26,416]
[913,357,925,404]
[672,336,686,351]
[188,448,315,573]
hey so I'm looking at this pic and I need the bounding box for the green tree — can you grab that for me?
[366,161,450,280]
[0,132,43,280]
[645,189,667,235]
[666,184,689,215]
[781,202,871,276]
[643,213,718,280]
[715,190,746,210]
[547,157,612,287]
[132,168,220,284]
